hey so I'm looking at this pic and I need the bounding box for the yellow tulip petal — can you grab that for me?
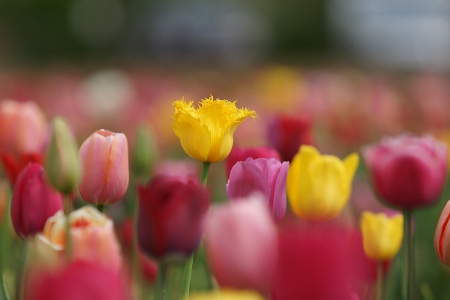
[343,152,359,182]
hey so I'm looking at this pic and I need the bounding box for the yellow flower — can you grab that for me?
[361,211,404,261]
[287,145,359,222]
[189,289,265,300]
[172,96,257,163]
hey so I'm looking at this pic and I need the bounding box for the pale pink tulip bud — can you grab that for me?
[79,129,129,205]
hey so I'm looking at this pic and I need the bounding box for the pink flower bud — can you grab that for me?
[225,146,280,179]
[137,175,210,260]
[363,134,447,209]
[435,200,450,266]
[79,129,129,205]
[226,158,289,223]
[11,163,63,239]
[204,196,278,294]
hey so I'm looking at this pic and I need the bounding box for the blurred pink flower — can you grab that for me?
[225,146,280,179]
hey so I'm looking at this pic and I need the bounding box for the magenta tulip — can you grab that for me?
[78,129,129,205]
[226,158,289,222]
[204,196,278,294]
[137,174,210,259]
[225,146,280,179]
[11,163,63,239]
[363,134,447,209]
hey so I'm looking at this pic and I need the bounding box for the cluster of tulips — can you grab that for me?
[0,94,450,300]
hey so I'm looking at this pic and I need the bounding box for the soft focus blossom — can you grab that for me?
[225,146,280,179]
[226,158,288,222]
[132,123,158,181]
[25,260,130,300]
[267,114,313,162]
[11,163,63,239]
[189,289,265,300]
[172,96,257,163]
[434,200,450,266]
[78,129,129,205]
[287,145,359,222]
[361,211,404,261]
[45,117,80,195]
[204,196,277,294]
[363,134,447,209]
[0,100,48,184]
[137,174,210,260]
[36,206,122,272]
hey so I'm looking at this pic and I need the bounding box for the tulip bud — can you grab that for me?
[287,145,359,222]
[363,134,448,209]
[435,200,450,266]
[79,129,129,205]
[225,146,280,179]
[132,124,158,181]
[361,211,404,261]
[11,163,63,238]
[204,196,277,294]
[45,118,80,195]
[226,158,289,222]
[137,174,210,260]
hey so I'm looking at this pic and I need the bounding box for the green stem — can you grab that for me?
[200,162,211,186]
[96,204,104,213]
[376,261,383,300]
[404,210,414,300]
[181,255,194,300]
[65,195,72,260]
[154,261,169,300]
[1,274,10,300]
[130,190,141,300]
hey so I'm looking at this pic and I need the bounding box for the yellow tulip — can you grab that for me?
[172,96,257,163]
[189,289,265,300]
[287,145,359,222]
[361,211,403,261]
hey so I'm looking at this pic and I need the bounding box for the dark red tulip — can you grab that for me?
[267,114,313,162]
[225,146,280,179]
[1,153,43,186]
[11,163,63,239]
[137,175,210,260]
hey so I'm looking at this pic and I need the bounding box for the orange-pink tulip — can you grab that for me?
[78,129,129,205]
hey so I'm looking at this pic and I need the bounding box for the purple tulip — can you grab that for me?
[226,157,289,222]
[363,134,447,209]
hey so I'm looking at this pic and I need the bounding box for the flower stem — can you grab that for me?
[65,195,72,260]
[1,274,10,300]
[404,210,414,300]
[154,261,169,300]
[376,261,383,300]
[200,162,211,186]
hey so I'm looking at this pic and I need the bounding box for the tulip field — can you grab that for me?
[0,66,449,300]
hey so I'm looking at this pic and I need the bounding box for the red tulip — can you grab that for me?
[25,260,130,300]
[0,100,48,185]
[267,114,313,162]
[204,196,277,294]
[137,175,210,259]
[363,134,447,209]
[78,129,129,205]
[225,146,280,179]
[11,163,63,239]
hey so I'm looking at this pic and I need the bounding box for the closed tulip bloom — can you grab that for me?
[363,134,447,209]
[11,163,63,239]
[79,129,129,205]
[137,175,210,260]
[36,206,122,272]
[434,200,450,266]
[0,100,48,185]
[225,146,280,179]
[172,96,257,163]
[287,145,359,222]
[204,196,278,294]
[226,158,289,222]
[361,211,404,261]
[267,114,313,162]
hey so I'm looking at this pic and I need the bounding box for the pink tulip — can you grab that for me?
[79,129,129,205]
[11,163,63,239]
[226,158,289,222]
[363,134,447,209]
[204,196,277,294]
[225,146,280,179]
[435,200,450,266]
